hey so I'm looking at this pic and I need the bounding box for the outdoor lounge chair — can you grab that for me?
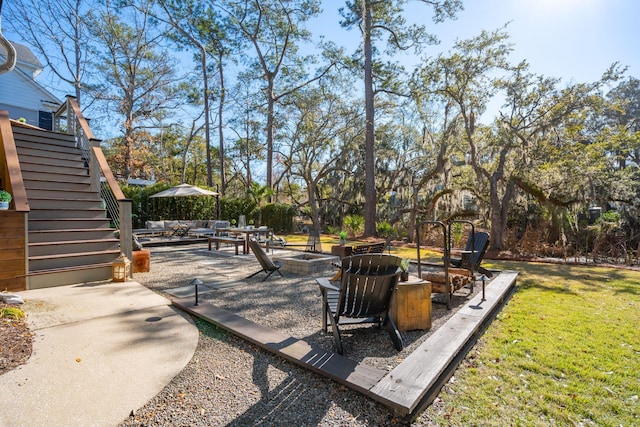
[247,239,284,281]
[317,254,404,355]
[450,231,493,277]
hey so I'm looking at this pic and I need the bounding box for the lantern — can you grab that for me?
[112,253,131,282]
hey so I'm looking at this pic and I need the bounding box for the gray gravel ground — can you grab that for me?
[119,244,481,426]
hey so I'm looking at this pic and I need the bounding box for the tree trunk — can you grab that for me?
[217,53,226,195]
[548,206,561,244]
[266,76,275,199]
[202,47,212,187]
[362,0,376,237]
[407,184,419,243]
[308,181,322,234]
[489,176,516,250]
[123,107,134,179]
[245,115,252,186]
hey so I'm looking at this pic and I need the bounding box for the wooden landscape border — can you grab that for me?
[173,270,517,418]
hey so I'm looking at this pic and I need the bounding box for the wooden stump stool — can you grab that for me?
[132,249,150,273]
[390,276,432,331]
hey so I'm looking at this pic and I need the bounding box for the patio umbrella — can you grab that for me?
[150,184,218,198]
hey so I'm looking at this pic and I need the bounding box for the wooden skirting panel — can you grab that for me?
[0,210,27,291]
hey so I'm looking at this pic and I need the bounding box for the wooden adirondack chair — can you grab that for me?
[317,254,403,355]
[450,231,493,277]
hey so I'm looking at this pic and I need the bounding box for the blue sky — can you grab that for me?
[6,0,637,93]
[309,0,639,85]
[4,0,637,128]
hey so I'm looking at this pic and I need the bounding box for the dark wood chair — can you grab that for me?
[330,240,387,281]
[247,239,284,281]
[450,231,492,277]
[317,254,403,355]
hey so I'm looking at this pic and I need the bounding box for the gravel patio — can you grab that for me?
[120,244,513,426]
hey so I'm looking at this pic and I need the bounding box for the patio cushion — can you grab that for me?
[146,220,166,230]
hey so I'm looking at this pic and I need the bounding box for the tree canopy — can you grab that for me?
[5,0,640,257]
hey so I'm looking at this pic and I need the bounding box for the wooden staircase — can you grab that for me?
[12,124,120,289]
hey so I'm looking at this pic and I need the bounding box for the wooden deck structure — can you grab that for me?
[173,270,517,418]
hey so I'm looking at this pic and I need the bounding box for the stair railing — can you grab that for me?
[53,96,133,261]
[0,110,29,212]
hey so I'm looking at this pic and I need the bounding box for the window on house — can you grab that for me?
[38,111,53,131]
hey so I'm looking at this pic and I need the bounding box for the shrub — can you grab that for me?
[260,203,295,232]
[221,197,257,224]
[326,225,341,236]
[0,307,25,319]
[600,210,619,223]
[343,214,364,238]
[376,221,394,238]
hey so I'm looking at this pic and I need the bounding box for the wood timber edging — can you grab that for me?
[172,270,518,417]
[371,270,518,415]
[173,299,388,395]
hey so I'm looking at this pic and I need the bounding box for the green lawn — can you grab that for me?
[282,233,442,262]
[417,260,640,426]
[284,234,639,425]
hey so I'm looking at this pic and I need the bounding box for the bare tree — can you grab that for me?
[5,0,94,106]
[88,0,182,179]
[223,0,334,197]
[150,0,237,193]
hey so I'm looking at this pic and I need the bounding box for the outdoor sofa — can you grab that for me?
[133,220,230,237]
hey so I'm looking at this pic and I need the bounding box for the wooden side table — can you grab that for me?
[390,276,432,331]
[331,245,352,259]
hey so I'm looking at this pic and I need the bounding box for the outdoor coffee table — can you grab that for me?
[170,224,191,237]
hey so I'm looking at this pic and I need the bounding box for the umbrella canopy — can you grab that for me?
[150,184,218,198]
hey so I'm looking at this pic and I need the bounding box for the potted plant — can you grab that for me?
[400,258,410,281]
[0,190,11,210]
[339,231,347,246]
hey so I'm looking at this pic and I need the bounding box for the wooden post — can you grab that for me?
[89,138,100,193]
[119,199,133,275]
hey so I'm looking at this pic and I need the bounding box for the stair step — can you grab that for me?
[12,123,121,289]
[28,264,114,289]
[28,197,104,210]
[29,239,119,257]
[20,160,88,176]
[23,178,93,191]
[26,188,102,200]
[16,145,83,162]
[29,250,121,271]
[17,152,86,168]
[29,218,113,230]
[28,208,109,220]
[29,229,116,243]
[14,139,80,156]
[12,126,78,148]
[22,170,91,183]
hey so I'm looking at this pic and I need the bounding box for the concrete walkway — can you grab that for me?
[0,280,199,427]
